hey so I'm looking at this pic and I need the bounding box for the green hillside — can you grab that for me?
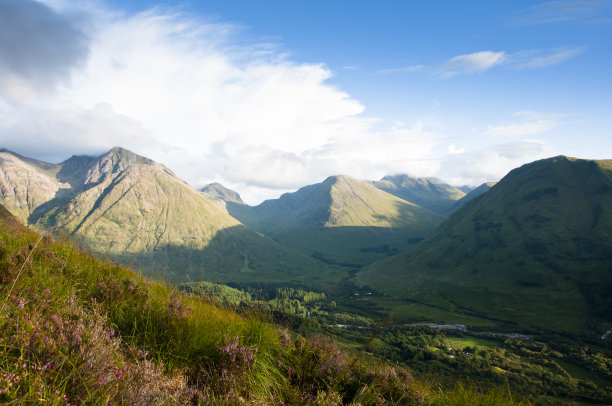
[0,148,340,285]
[361,156,612,335]
[452,182,496,209]
[1,203,533,405]
[227,175,444,266]
[373,174,466,215]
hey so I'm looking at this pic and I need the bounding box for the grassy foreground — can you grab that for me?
[0,205,528,405]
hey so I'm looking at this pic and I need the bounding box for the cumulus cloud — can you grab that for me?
[0,0,89,103]
[0,1,565,204]
[0,101,154,161]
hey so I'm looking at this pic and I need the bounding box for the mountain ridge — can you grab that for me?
[221,174,444,266]
[372,174,466,215]
[0,147,342,284]
[360,155,612,334]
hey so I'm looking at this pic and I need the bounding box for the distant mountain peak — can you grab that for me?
[380,174,443,185]
[374,174,465,215]
[201,182,244,204]
[104,147,154,165]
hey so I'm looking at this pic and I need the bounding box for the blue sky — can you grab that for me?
[1,0,611,203]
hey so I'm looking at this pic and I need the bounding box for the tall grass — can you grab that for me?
[0,206,530,405]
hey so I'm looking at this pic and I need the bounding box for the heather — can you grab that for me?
[0,205,528,405]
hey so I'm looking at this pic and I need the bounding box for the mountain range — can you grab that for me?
[209,175,444,266]
[2,147,611,336]
[1,147,463,283]
[0,147,342,285]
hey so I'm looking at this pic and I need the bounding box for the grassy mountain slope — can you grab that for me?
[361,156,612,334]
[450,182,496,211]
[0,204,528,405]
[0,149,63,222]
[0,148,340,285]
[228,175,444,266]
[373,174,466,215]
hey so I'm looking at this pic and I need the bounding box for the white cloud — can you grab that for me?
[436,51,506,78]
[448,144,464,154]
[437,141,556,187]
[0,1,449,203]
[391,47,585,79]
[484,111,565,137]
[0,1,573,205]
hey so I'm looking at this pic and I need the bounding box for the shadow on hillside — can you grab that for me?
[66,224,348,288]
[221,198,445,269]
[28,156,98,226]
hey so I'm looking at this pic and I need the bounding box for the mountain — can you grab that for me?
[226,175,444,266]
[0,149,64,222]
[201,182,244,204]
[450,181,496,211]
[373,174,466,215]
[360,156,612,334]
[0,147,340,285]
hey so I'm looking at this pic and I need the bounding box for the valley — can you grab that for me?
[1,147,611,404]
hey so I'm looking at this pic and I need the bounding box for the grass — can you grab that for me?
[353,296,497,328]
[554,358,612,388]
[445,337,502,350]
[0,205,531,405]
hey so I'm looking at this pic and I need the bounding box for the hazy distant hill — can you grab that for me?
[373,174,466,215]
[361,156,612,334]
[222,175,444,266]
[0,148,341,284]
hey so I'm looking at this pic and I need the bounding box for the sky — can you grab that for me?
[0,0,611,204]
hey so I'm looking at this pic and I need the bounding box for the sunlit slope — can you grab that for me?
[373,174,466,215]
[361,156,612,333]
[0,147,340,284]
[230,175,444,266]
[0,149,63,222]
